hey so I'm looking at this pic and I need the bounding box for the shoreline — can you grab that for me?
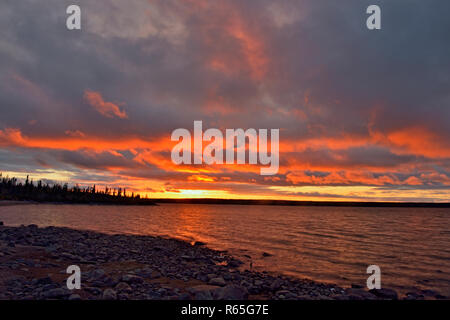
[0,200,37,207]
[0,224,444,300]
[1,199,449,208]
[153,198,450,208]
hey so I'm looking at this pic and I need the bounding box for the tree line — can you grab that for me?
[0,173,155,205]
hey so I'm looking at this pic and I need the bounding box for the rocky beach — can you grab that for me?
[0,223,445,300]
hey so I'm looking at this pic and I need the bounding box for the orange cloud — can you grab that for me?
[1,124,449,198]
[84,90,128,119]
[286,170,401,186]
[0,127,168,152]
[384,126,450,158]
[0,128,26,146]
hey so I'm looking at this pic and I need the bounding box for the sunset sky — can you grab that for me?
[0,0,449,202]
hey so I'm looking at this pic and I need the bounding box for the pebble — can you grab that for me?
[188,285,221,300]
[34,276,53,285]
[121,274,143,284]
[102,288,117,300]
[215,285,249,300]
[41,288,70,299]
[368,288,398,300]
[68,294,82,300]
[115,282,132,293]
[209,277,226,287]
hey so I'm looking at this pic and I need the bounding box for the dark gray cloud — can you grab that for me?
[0,0,449,200]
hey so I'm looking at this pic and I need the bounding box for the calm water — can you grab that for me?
[0,203,449,296]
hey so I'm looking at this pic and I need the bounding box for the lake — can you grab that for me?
[0,203,449,296]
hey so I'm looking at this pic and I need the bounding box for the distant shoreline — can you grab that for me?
[1,198,448,208]
[152,198,450,208]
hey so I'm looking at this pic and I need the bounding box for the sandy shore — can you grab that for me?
[0,223,443,300]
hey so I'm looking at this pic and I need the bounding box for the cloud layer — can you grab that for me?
[0,0,449,201]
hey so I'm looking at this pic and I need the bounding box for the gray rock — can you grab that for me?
[240,280,251,288]
[68,294,81,301]
[196,273,208,282]
[215,285,249,300]
[84,287,102,295]
[92,276,117,288]
[136,267,153,277]
[42,283,58,291]
[405,292,424,300]
[34,276,54,285]
[209,277,226,287]
[206,274,217,281]
[420,289,439,297]
[102,288,117,300]
[121,274,144,284]
[248,285,260,294]
[60,252,80,260]
[254,280,264,286]
[368,288,398,300]
[232,274,242,281]
[41,288,71,299]
[181,255,195,261]
[270,278,283,291]
[118,293,129,300]
[115,282,132,293]
[188,285,221,300]
[178,293,191,300]
[89,269,106,280]
[44,246,59,253]
[345,288,377,300]
[227,260,242,268]
[223,273,233,281]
